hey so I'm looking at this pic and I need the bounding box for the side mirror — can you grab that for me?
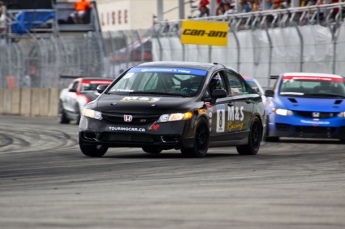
[68,88,77,93]
[97,85,108,93]
[211,89,227,99]
[264,89,274,97]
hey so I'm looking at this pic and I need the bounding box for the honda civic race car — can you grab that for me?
[264,72,345,142]
[59,77,113,124]
[78,61,265,158]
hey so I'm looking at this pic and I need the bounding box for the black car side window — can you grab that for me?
[209,71,227,94]
[226,71,251,95]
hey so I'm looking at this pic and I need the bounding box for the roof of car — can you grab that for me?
[282,72,343,78]
[137,61,230,71]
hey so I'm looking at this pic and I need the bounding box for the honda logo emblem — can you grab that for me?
[124,115,133,122]
[312,112,320,118]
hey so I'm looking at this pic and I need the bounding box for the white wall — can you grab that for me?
[96,0,192,31]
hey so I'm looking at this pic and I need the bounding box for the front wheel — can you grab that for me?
[58,102,70,124]
[142,147,162,154]
[79,144,108,157]
[180,118,209,158]
[237,116,262,155]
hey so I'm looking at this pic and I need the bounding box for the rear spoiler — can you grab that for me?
[60,75,81,79]
[270,75,279,79]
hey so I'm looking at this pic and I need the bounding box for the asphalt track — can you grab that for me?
[0,115,344,229]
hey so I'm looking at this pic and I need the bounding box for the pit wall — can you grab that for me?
[0,89,61,117]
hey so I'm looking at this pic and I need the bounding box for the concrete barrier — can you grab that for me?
[0,89,3,114]
[20,89,32,116]
[39,89,50,116]
[30,89,41,116]
[2,89,12,114]
[49,89,61,117]
[10,89,21,115]
[0,88,66,118]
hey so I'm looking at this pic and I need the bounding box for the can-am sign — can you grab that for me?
[181,20,229,46]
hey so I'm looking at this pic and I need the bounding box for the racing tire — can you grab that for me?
[237,116,262,155]
[75,105,81,125]
[58,102,70,124]
[142,147,162,154]
[180,118,209,158]
[79,144,108,157]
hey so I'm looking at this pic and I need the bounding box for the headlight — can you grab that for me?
[158,112,193,122]
[273,108,293,116]
[338,112,345,118]
[82,108,103,120]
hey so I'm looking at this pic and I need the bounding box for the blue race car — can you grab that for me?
[264,72,345,142]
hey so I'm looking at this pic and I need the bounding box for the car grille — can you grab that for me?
[103,133,153,143]
[102,113,160,124]
[294,111,339,119]
[294,126,336,134]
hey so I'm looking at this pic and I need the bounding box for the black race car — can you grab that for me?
[79,61,266,158]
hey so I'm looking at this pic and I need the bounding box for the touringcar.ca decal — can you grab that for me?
[216,104,244,133]
[109,127,146,132]
[120,97,161,103]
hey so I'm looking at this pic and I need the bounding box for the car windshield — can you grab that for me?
[279,75,345,97]
[107,67,207,97]
[81,82,111,92]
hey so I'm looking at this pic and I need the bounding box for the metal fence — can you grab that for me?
[0,3,345,89]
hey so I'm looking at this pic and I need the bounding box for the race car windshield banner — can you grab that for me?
[128,67,208,76]
[283,75,344,82]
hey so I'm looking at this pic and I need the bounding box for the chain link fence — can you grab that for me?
[0,3,344,89]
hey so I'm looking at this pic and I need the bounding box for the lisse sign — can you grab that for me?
[180,20,229,46]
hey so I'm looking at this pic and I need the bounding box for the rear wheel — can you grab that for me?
[79,144,108,157]
[237,116,262,155]
[142,147,162,154]
[58,102,70,124]
[180,118,209,158]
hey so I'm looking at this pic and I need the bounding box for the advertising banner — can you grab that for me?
[180,20,229,46]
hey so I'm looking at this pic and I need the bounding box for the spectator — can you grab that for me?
[266,0,274,9]
[272,0,283,9]
[240,0,252,13]
[70,0,91,24]
[216,3,225,16]
[224,3,235,14]
[251,0,262,11]
[281,0,290,8]
[196,5,209,17]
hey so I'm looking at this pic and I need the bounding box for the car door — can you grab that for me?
[65,80,79,113]
[225,70,255,138]
[207,70,234,144]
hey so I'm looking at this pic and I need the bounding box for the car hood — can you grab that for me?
[276,96,345,112]
[95,94,196,114]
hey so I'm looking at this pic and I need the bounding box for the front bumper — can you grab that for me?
[268,114,345,140]
[78,116,195,149]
